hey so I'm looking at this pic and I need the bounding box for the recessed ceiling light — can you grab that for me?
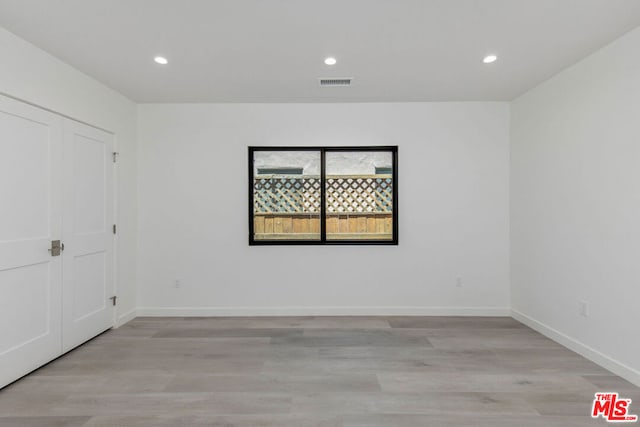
[324,57,337,66]
[154,56,169,65]
[483,55,498,64]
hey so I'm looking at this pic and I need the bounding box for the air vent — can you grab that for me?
[319,78,352,87]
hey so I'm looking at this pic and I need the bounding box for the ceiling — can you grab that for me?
[1,0,639,103]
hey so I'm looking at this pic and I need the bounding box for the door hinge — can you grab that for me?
[113,224,117,234]
[109,296,117,306]
[112,152,119,163]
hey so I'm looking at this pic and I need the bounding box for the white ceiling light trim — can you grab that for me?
[483,54,498,64]
[324,57,337,65]
[154,56,169,65]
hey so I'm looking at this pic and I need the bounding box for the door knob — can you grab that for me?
[48,240,64,256]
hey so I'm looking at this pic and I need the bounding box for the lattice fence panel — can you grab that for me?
[254,176,392,213]
[373,177,394,212]
[254,177,321,213]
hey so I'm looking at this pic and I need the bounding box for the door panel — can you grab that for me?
[0,96,62,388]
[62,120,114,352]
[0,114,50,241]
[74,134,107,233]
[72,252,106,321]
[0,264,51,353]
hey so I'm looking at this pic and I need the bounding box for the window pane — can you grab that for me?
[325,151,394,241]
[253,150,321,241]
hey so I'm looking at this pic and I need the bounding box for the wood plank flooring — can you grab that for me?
[0,316,638,426]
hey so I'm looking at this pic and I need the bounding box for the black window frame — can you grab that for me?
[249,146,398,246]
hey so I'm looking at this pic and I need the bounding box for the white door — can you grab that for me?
[0,96,63,387]
[62,120,115,352]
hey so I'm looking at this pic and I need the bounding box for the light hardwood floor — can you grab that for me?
[0,316,637,426]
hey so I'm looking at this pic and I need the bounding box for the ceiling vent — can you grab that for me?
[319,78,352,87]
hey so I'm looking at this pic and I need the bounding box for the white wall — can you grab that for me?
[137,102,510,316]
[511,27,640,385]
[0,27,138,325]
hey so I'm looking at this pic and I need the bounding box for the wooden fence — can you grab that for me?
[253,175,393,240]
[253,212,393,240]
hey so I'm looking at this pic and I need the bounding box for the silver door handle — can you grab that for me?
[48,240,64,256]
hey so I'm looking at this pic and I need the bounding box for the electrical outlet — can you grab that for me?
[174,279,182,289]
[456,277,463,287]
[579,300,589,317]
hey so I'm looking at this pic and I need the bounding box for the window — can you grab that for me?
[249,146,398,245]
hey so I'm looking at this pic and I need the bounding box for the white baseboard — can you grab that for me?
[512,309,640,387]
[115,308,137,328]
[136,306,511,317]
